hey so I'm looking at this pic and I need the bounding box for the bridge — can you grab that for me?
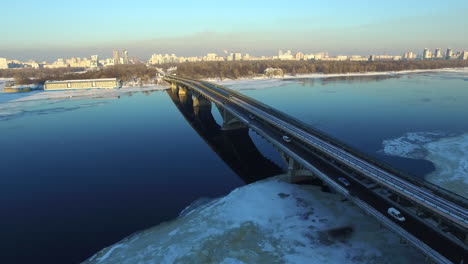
[164,75,468,264]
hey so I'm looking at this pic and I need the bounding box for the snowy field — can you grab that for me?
[382,132,468,198]
[83,177,424,264]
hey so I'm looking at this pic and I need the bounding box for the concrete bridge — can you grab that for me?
[164,75,468,264]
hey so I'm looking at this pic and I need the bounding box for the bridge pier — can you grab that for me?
[216,104,247,130]
[192,94,211,108]
[193,94,211,116]
[281,153,315,183]
[170,82,178,94]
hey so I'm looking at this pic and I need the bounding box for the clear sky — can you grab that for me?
[1,0,467,61]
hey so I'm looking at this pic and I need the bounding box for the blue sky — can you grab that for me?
[1,0,467,61]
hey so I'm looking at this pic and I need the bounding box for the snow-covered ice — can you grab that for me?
[83,178,424,264]
[0,86,168,121]
[382,132,468,198]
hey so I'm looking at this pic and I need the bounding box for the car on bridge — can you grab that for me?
[387,207,406,222]
[338,177,351,187]
[282,135,292,143]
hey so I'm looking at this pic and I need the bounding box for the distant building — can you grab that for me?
[91,55,99,68]
[461,51,468,60]
[423,48,432,59]
[122,50,129,64]
[336,55,348,61]
[278,49,293,60]
[44,78,122,90]
[349,55,368,61]
[446,48,453,59]
[205,53,217,61]
[0,58,8,69]
[403,51,417,60]
[233,53,243,61]
[295,52,304,60]
[434,48,442,58]
[113,50,120,65]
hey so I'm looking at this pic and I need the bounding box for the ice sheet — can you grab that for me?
[83,178,424,264]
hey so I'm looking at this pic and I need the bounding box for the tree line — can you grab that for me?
[0,65,159,85]
[174,60,468,80]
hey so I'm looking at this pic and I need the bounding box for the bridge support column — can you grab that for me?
[216,104,247,130]
[193,94,211,116]
[178,86,189,96]
[281,153,315,183]
[193,94,211,108]
[170,82,178,93]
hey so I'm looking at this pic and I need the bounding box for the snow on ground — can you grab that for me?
[83,177,424,264]
[210,67,468,90]
[382,132,468,198]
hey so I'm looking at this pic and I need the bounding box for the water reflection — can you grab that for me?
[167,89,283,183]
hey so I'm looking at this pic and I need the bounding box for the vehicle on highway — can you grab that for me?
[249,114,255,120]
[387,207,406,222]
[282,135,292,143]
[338,177,351,186]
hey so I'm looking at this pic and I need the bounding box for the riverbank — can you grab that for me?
[208,67,468,85]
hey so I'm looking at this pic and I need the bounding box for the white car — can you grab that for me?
[282,135,292,143]
[387,207,406,222]
[338,177,350,186]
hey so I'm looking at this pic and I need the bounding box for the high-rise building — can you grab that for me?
[295,52,304,60]
[122,50,129,64]
[434,48,442,58]
[91,55,99,68]
[461,51,468,60]
[233,53,242,61]
[403,51,416,60]
[446,48,453,59]
[423,48,432,59]
[205,53,217,61]
[0,57,8,69]
[113,50,120,65]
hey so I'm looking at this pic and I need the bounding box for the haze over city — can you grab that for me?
[1,0,468,61]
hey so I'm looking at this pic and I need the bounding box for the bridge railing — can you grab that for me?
[165,75,468,208]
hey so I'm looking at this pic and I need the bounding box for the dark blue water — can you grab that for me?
[232,72,468,181]
[0,90,247,264]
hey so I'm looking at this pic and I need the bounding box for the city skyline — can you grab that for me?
[1,0,468,61]
[2,47,467,70]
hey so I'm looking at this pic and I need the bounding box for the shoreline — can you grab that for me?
[0,85,167,103]
[207,67,468,84]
